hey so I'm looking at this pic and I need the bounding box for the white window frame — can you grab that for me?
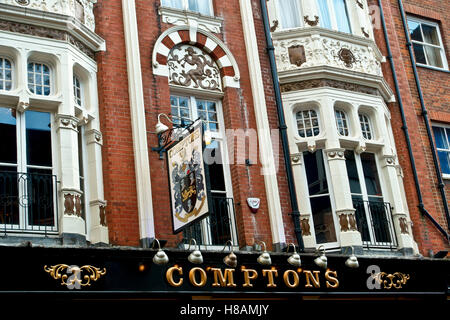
[170,93,238,248]
[161,0,214,16]
[295,108,321,139]
[0,107,58,233]
[407,16,448,71]
[335,109,350,136]
[275,0,303,30]
[0,57,13,91]
[317,0,353,34]
[432,123,450,179]
[301,150,340,250]
[27,61,52,96]
[347,151,396,247]
[359,113,374,140]
[73,74,83,107]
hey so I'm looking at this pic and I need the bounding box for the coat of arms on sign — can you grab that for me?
[168,127,209,233]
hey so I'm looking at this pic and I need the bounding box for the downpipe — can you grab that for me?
[259,0,304,251]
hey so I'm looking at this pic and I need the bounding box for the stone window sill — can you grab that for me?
[159,6,223,34]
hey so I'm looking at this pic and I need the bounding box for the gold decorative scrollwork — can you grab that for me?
[376,272,410,289]
[44,264,106,288]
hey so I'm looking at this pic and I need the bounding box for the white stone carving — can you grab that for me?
[273,29,383,76]
[0,0,96,31]
[168,44,222,91]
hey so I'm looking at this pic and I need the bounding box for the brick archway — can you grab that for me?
[152,26,240,88]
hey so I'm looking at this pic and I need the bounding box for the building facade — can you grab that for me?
[0,0,448,305]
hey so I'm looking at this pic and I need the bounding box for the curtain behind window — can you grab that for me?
[279,0,301,29]
[333,0,351,33]
[317,0,332,29]
[161,0,183,10]
[188,0,211,15]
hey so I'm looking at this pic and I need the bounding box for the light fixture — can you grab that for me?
[286,243,301,267]
[222,240,237,268]
[345,246,359,268]
[314,245,327,269]
[256,241,271,266]
[152,239,169,265]
[155,113,172,135]
[187,238,203,264]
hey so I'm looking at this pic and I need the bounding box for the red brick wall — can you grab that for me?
[95,0,141,246]
[370,0,450,256]
[95,0,292,249]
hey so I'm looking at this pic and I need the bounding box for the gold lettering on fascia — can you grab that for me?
[165,265,340,289]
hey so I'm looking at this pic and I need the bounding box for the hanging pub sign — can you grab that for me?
[167,124,211,233]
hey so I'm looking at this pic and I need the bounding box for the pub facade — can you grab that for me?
[0,0,448,305]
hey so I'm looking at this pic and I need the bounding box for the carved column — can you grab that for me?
[85,126,109,244]
[325,148,363,250]
[56,114,86,243]
[376,109,415,253]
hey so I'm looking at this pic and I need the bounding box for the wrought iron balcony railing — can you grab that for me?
[183,196,237,247]
[352,198,397,249]
[0,170,58,235]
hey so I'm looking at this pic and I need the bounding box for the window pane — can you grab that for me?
[27,167,55,226]
[352,196,370,242]
[297,109,320,138]
[0,107,17,164]
[188,0,211,15]
[310,196,337,244]
[335,110,349,136]
[161,0,183,9]
[408,20,423,42]
[333,0,351,33]
[317,0,332,29]
[437,150,450,175]
[413,43,427,64]
[433,126,449,149]
[25,111,52,167]
[304,151,328,196]
[424,45,443,68]
[0,166,19,225]
[421,24,440,45]
[278,0,301,29]
[360,153,382,197]
[345,150,362,194]
[204,140,225,191]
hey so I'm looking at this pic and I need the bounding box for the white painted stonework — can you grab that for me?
[273,28,383,77]
[0,0,97,31]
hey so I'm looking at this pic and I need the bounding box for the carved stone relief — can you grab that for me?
[398,217,409,235]
[64,193,75,215]
[99,205,107,227]
[168,45,222,91]
[304,15,319,27]
[280,79,380,96]
[339,213,358,232]
[0,19,95,58]
[300,218,311,236]
[274,34,382,76]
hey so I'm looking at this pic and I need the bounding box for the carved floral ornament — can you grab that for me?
[168,45,222,92]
